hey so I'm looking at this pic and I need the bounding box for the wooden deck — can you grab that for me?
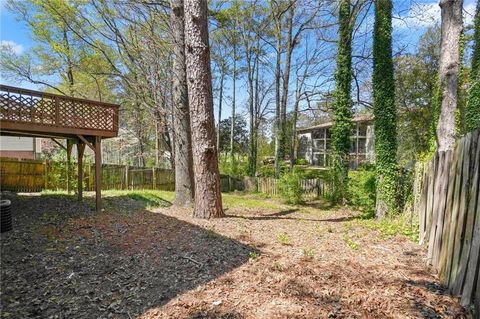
[0,85,119,138]
[0,85,120,211]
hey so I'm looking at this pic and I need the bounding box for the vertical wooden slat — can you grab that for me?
[94,136,102,211]
[439,147,461,282]
[450,134,473,288]
[428,152,444,265]
[452,132,476,295]
[77,143,85,201]
[442,138,466,285]
[459,131,480,305]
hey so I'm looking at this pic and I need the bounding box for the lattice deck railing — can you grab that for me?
[0,85,119,138]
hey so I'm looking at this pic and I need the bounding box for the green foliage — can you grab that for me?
[357,215,419,242]
[466,2,480,132]
[295,158,309,165]
[277,232,290,245]
[248,251,260,262]
[343,234,359,250]
[278,171,304,204]
[126,191,172,208]
[372,0,398,216]
[219,155,249,178]
[218,115,249,154]
[394,31,439,163]
[302,247,314,260]
[348,167,376,218]
[330,0,353,204]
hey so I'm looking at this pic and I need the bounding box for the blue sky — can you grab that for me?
[0,0,477,121]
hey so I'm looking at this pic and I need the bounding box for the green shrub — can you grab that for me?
[277,232,291,245]
[348,167,376,218]
[295,158,309,165]
[278,171,304,204]
[219,157,249,178]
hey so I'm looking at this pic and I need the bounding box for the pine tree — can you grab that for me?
[170,0,195,206]
[184,0,224,218]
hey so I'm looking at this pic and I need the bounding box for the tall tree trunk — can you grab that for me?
[436,0,463,151]
[155,119,160,166]
[170,0,194,206]
[230,43,237,164]
[273,23,282,178]
[63,27,75,96]
[281,4,294,157]
[290,77,301,170]
[331,0,353,203]
[184,0,224,218]
[246,47,255,176]
[373,0,398,217]
[217,70,225,153]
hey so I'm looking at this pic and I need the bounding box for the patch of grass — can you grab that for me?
[222,193,286,211]
[302,247,314,260]
[343,234,359,250]
[356,215,419,242]
[272,260,282,271]
[277,232,290,245]
[249,251,260,262]
[103,190,174,208]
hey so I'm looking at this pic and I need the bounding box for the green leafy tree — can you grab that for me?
[373,0,398,217]
[218,115,249,154]
[466,2,480,132]
[394,27,440,163]
[330,0,353,203]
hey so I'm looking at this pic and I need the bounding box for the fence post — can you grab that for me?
[44,160,48,190]
[152,167,156,189]
[125,165,129,190]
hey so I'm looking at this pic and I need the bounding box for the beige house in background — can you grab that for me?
[0,136,42,160]
[297,115,375,169]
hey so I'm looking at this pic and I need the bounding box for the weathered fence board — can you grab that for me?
[415,128,480,309]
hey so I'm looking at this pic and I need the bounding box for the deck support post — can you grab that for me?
[66,140,73,194]
[94,136,102,211]
[77,142,85,201]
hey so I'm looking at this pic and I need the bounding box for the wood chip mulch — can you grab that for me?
[0,193,469,319]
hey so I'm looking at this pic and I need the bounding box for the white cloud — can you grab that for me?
[0,40,24,54]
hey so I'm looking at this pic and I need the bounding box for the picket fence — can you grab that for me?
[0,159,327,198]
[415,128,480,310]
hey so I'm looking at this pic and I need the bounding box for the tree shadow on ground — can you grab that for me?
[0,193,255,319]
[226,209,358,223]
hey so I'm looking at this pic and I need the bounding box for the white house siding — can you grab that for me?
[0,137,42,159]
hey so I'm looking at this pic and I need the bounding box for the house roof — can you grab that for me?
[297,114,373,133]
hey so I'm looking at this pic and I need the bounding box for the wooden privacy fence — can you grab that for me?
[0,159,175,192]
[1,158,328,199]
[222,176,329,198]
[415,128,480,309]
[0,158,45,192]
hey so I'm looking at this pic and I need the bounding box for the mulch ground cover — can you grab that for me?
[0,192,469,318]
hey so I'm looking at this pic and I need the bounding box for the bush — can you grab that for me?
[219,157,249,178]
[348,167,376,218]
[278,171,304,204]
[295,158,309,165]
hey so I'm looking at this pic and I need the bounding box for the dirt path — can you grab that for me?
[0,193,467,318]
